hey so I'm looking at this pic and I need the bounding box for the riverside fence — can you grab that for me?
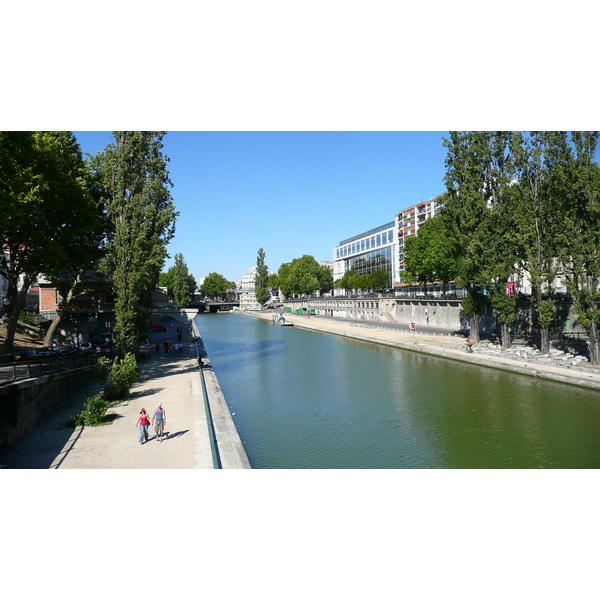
[0,351,108,386]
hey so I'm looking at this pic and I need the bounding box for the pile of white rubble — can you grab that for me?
[459,341,594,371]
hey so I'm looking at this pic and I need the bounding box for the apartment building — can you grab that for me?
[396,192,445,281]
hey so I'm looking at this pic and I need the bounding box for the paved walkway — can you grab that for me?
[2,319,215,469]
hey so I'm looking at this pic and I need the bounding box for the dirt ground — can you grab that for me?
[0,321,45,354]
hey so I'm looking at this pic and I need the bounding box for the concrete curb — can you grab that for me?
[188,313,251,469]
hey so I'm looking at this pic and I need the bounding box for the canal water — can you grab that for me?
[195,313,600,469]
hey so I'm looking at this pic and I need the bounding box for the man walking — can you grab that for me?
[152,402,166,442]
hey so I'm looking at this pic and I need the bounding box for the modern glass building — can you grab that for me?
[332,221,397,287]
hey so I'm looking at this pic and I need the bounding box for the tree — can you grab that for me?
[553,132,600,364]
[161,254,196,307]
[403,215,458,295]
[277,255,332,297]
[255,247,270,306]
[43,154,108,346]
[510,131,564,353]
[0,131,101,351]
[200,272,234,300]
[94,132,177,356]
[442,131,515,345]
[267,273,280,296]
[371,269,390,290]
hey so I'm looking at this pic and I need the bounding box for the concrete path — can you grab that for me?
[2,320,216,469]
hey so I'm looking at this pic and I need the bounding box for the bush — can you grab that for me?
[94,356,112,383]
[72,394,109,426]
[18,311,36,326]
[104,353,138,401]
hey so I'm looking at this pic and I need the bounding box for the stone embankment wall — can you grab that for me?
[183,309,251,469]
[282,296,586,338]
[283,297,467,328]
[0,366,96,452]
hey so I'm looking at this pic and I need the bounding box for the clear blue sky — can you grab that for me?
[73,131,449,283]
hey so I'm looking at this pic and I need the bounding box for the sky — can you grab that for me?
[73,131,450,283]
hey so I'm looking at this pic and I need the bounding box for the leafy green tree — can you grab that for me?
[94,132,177,356]
[510,131,564,353]
[267,273,280,297]
[371,269,390,290]
[403,215,459,296]
[0,131,101,351]
[200,272,234,300]
[43,155,108,346]
[161,253,196,307]
[277,255,332,297]
[442,131,515,345]
[255,247,270,306]
[489,286,517,349]
[552,132,600,363]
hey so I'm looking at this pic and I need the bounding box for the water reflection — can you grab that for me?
[196,313,600,469]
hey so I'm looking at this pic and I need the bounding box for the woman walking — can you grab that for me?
[136,408,150,444]
[152,402,166,442]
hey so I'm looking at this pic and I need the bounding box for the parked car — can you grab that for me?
[23,304,39,313]
[98,333,115,345]
[79,342,93,353]
[11,348,39,362]
[37,346,61,358]
[149,322,167,332]
[59,346,77,356]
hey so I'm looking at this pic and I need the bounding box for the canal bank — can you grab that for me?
[1,310,250,469]
[244,310,600,393]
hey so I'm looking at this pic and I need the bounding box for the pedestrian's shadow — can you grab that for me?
[129,387,164,399]
[163,430,188,440]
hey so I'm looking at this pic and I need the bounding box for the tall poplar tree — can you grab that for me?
[553,131,600,363]
[510,131,564,353]
[162,253,196,307]
[95,132,177,356]
[255,247,269,306]
[442,131,517,345]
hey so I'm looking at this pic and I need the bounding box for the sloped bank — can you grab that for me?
[241,310,600,393]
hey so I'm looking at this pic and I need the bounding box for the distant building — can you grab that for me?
[235,267,260,309]
[396,193,445,283]
[332,221,398,290]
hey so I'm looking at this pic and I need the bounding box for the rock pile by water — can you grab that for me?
[456,341,599,373]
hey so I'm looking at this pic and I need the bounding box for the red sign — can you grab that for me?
[411,323,416,331]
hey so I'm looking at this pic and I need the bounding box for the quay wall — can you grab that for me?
[181,309,251,469]
[0,366,96,452]
[282,297,467,328]
[281,296,587,338]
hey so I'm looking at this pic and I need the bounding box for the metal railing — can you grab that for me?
[0,352,109,386]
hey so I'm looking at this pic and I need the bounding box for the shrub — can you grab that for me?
[95,356,112,383]
[104,352,138,401]
[72,394,109,426]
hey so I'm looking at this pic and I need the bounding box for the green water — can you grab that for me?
[196,313,600,469]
